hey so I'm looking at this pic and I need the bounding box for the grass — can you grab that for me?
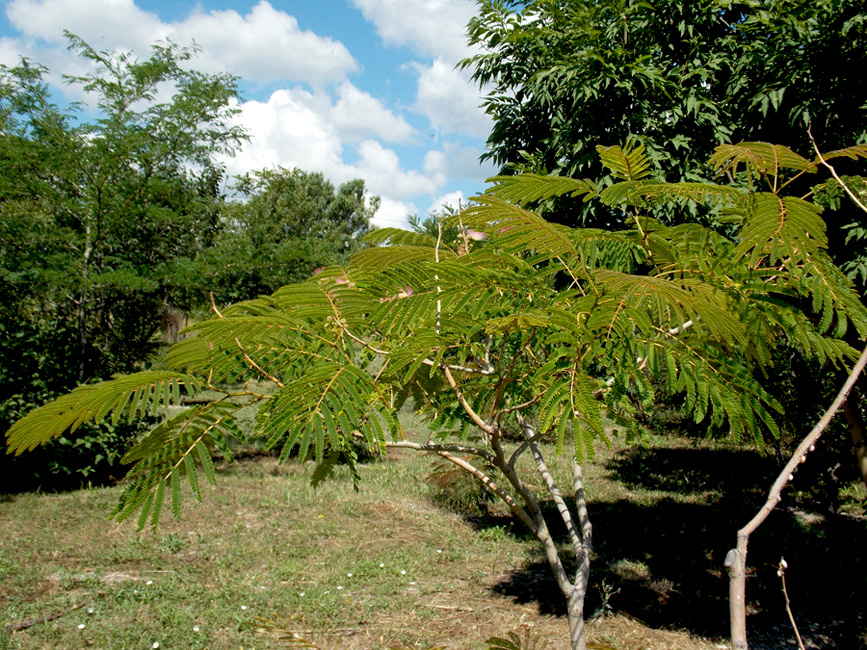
[1,432,864,649]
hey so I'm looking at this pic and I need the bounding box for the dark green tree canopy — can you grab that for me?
[462,0,867,224]
[196,167,379,304]
[0,34,246,486]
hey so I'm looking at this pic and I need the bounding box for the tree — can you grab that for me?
[8,141,867,649]
[0,34,246,485]
[462,0,867,228]
[192,167,378,305]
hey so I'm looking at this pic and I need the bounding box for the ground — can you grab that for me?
[0,435,864,649]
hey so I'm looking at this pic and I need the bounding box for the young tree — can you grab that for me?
[0,34,246,485]
[8,142,867,650]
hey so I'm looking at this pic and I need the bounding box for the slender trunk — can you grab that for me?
[726,345,867,649]
[842,397,867,490]
[78,223,94,383]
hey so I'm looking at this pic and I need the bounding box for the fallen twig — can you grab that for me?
[5,600,87,633]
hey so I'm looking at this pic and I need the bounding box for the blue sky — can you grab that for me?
[0,0,497,227]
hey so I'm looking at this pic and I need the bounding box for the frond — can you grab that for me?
[459,196,583,270]
[709,142,815,179]
[112,401,244,528]
[818,144,867,163]
[257,361,396,465]
[731,194,826,266]
[591,271,747,348]
[599,180,742,207]
[485,173,597,205]
[6,371,201,454]
[364,227,448,250]
[596,141,652,181]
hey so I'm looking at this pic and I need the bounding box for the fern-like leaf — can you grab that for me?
[709,142,815,179]
[6,371,201,454]
[485,173,597,205]
[112,401,244,528]
[596,140,652,180]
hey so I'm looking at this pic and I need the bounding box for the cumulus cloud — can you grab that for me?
[331,82,415,144]
[373,196,417,229]
[171,2,357,85]
[4,0,357,86]
[413,58,490,137]
[223,92,445,206]
[349,0,477,61]
[427,190,465,215]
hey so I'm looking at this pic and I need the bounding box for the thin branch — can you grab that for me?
[809,127,867,214]
[422,447,535,531]
[385,439,496,464]
[209,292,224,319]
[778,558,806,650]
[727,343,867,649]
[5,601,88,633]
[233,337,284,388]
[517,412,584,557]
[443,365,495,434]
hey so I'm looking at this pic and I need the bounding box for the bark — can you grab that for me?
[726,344,867,649]
[842,397,867,491]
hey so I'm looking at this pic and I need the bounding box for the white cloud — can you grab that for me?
[350,0,477,61]
[171,2,357,85]
[414,58,490,137]
[4,0,357,86]
[5,0,165,47]
[373,197,417,229]
[357,139,442,198]
[427,190,465,215]
[223,92,446,205]
[222,88,343,182]
[331,82,415,144]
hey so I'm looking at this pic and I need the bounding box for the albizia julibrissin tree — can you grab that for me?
[8,142,867,650]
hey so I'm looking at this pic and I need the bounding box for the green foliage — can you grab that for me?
[196,167,379,304]
[487,631,549,650]
[9,140,867,535]
[0,34,246,486]
[462,0,867,230]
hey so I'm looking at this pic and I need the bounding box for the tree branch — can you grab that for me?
[727,342,867,649]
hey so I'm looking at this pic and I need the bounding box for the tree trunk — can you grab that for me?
[727,344,867,650]
[567,585,588,650]
[842,397,867,491]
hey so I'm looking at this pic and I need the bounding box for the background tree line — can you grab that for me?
[0,35,376,488]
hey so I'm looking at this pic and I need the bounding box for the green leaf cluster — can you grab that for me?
[8,141,867,529]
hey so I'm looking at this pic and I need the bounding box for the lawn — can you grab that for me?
[1,433,864,649]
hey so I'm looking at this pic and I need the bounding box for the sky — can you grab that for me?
[0,0,497,228]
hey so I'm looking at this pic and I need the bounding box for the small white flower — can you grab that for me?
[436,549,442,554]
[77,624,85,630]
[409,581,417,585]
[780,557,788,569]
[146,580,154,586]
[776,570,783,577]
[347,573,352,577]
[87,607,94,614]
[337,586,343,590]
[240,605,247,610]
[379,563,385,568]
[400,570,406,575]
[299,592,305,597]
[153,643,160,649]
[193,626,200,633]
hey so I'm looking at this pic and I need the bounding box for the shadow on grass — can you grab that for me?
[485,446,867,649]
